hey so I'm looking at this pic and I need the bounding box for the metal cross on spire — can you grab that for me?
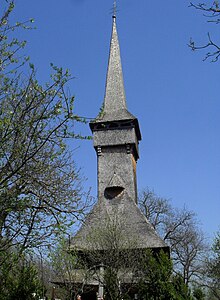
[113,0,117,18]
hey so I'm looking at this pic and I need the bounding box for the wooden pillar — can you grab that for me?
[98,265,104,299]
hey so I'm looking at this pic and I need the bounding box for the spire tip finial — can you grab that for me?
[113,0,117,18]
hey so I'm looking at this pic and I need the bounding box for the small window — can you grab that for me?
[104,186,124,200]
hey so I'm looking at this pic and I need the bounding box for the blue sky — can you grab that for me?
[10,0,220,239]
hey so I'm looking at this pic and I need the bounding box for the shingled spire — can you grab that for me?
[103,16,127,116]
[92,16,138,124]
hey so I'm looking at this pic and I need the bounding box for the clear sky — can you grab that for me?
[10,0,220,239]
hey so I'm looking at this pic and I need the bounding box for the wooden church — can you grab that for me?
[69,12,168,300]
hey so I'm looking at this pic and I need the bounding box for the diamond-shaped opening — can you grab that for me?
[104,186,124,200]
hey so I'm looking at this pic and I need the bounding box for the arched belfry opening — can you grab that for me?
[104,186,124,199]
[104,172,125,200]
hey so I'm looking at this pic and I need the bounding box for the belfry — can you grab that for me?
[70,13,168,300]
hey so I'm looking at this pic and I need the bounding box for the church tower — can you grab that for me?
[72,15,167,252]
[90,15,141,206]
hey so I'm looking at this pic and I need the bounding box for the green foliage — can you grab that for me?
[50,237,84,300]
[0,1,34,74]
[205,230,220,299]
[210,231,220,279]
[0,250,44,300]
[137,251,193,300]
[96,102,105,119]
[138,250,172,300]
[192,286,206,300]
[0,1,90,253]
[171,274,193,300]
[104,267,121,300]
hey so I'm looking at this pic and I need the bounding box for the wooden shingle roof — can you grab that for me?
[71,192,167,251]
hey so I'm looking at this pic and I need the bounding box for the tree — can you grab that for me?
[171,222,207,286]
[0,1,90,256]
[137,250,182,300]
[50,237,87,300]
[192,286,206,300]
[205,230,220,299]
[139,188,208,285]
[0,249,45,300]
[189,1,220,62]
[171,274,193,300]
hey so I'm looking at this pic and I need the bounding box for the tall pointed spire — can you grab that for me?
[95,16,136,122]
[104,16,126,112]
